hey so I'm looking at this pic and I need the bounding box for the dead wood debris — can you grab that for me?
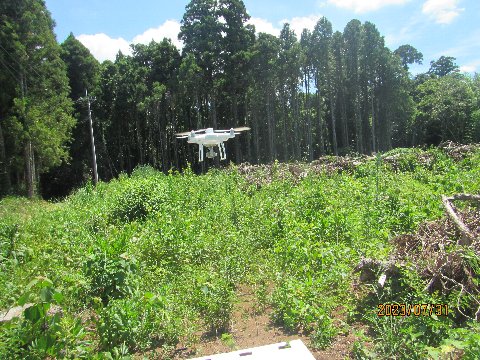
[236,142,480,188]
[356,195,480,321]
[236,156,371,188]
[439,141,480,161]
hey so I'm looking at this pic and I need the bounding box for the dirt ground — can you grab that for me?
[169,286,362,360]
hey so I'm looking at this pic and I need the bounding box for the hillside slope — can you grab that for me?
[1,145,480,359]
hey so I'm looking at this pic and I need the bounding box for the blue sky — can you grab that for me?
[45,0,480,74]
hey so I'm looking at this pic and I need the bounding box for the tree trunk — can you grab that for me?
[340,89,348,150]
[25,141,35,198]
[267,89,276,161]
[304,72,313,162]
[371,90,376,153]
[245,94,252,163]
[0,120,11,195]
[330,91,338,156]
[233,93,241,162]
[317,90,325,155]
[280,89,288,161]
[211,93,217,129]
[135,112,144,165]
[354,90,363,154]
[292,86,300,160]
[253,108,260,163]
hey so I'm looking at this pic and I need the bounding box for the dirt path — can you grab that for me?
[172,287,361,359]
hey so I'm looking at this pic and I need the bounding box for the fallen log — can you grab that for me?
[441,194,479,246]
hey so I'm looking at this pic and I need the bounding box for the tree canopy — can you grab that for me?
[1,0,479,198]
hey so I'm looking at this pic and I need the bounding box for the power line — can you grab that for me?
[0,43,43,79]
[0,56,19,82]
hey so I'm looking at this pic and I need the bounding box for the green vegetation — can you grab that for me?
[1,146,479,358]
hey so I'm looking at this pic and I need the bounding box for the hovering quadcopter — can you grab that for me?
[175,127,250,162]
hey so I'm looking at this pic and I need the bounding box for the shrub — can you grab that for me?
[0,278,91,359]
[84,250,137,305]
[96,292,180,352]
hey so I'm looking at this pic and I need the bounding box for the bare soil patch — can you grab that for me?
[168,286,363,360]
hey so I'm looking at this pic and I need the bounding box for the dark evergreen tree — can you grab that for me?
[0,0,75,197]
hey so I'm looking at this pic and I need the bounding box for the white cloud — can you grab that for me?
[132,20,183,49]
[247,15,322,38]
[279,15,322,37]
[459,59,480,73]
[247,17,280,36]
[77,33,131,62]
[422,0,464,24]
[327,0,410,13]
[78,19,182,62]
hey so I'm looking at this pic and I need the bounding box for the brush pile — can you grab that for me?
[356,194,480,321]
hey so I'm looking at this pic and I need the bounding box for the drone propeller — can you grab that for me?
[233,126,250,132]
[176,135,189,139]
[214,126,251,133]
[175,129,206,136]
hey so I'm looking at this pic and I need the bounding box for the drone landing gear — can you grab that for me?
[198,144,204,162]
[219,142,226,160]
[198,143,227,162]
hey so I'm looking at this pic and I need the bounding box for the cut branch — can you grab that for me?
[441,195,477,246]
[452,193,480,202]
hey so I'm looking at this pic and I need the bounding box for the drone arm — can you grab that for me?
[198,144,204,162]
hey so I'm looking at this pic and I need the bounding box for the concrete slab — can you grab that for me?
[189,339,315,360]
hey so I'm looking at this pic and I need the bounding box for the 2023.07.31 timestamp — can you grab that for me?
[377,303,448,317]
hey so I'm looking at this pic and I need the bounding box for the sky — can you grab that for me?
[44,0,480,74]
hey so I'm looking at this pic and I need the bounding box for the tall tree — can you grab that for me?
[218,0,254,162]
[343,19,363,153]
[394,44,423,70]
[311,17,333,155]
[300,29,314,161]
[179,0,223,129]
[331,31,349,152]
[360,21,383,153]
[428,56,459,77]
[41,33,100,197]
[0,0,75,197]
[249,33,280,161]
[416,74,474,144]
[278,23,301,160]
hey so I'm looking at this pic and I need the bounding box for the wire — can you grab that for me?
[0,56,19,82]
[0,43,43,79]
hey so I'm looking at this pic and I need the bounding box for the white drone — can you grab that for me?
[175,127,250,162]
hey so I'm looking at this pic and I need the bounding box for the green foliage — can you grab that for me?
[0,0,75,197]
[1,147,480,357]
[415,74,475,145]
[0,277,91,359]
[0,221,18,261]
[84,250,137,305]
[96,292,180,352]
[108,175,165,222]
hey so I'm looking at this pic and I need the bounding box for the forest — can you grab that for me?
[1,1,480,359]
[0,0,479,198]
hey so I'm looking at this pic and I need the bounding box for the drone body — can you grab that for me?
[176,127,250,162]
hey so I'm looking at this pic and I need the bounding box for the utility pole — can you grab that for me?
[86,89,98,185]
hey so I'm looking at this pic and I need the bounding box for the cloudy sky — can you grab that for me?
[45,0,480,73]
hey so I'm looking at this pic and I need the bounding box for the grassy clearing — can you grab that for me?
[1,146,480,359]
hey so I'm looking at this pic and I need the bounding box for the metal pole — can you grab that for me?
[86,89,98,185]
